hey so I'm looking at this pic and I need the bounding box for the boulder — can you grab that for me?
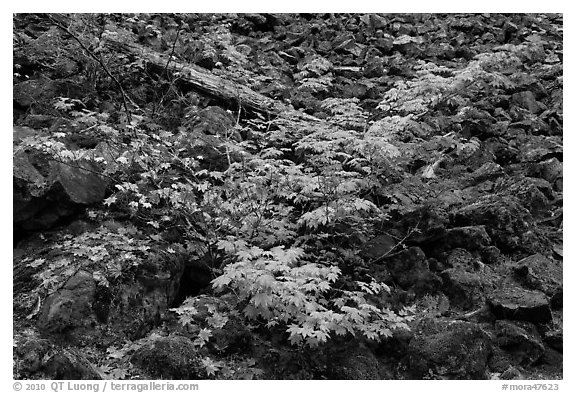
[184,106,238,139]
[34,241,187,340]
[437,226,492,252]
[131,335,204,379]
[499,365,525,380]
[325,340,382,379]
[43,349,103,380]
[15,338,102,379]
[14,144,108,234]
[496,177,555,215]
[544,329,563,352]
[511,90,544,114]
[441,269,486,310]
[467,162,505,186]
[407,317,493,379]
[14,78,85,112]
[513,254,562,298]
[361,234,397,259]
[514,135,562,163]
[451,195,542,253]
[384,247,442,294]
[527,157,562,184]
[105,253,186,339]
[487,287,552,323]
[55,160,108,204]
[480,246,503,265]
[37,270,97,333]
[495,320,545,366]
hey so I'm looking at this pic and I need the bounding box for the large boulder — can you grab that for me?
[512,254,562,300]
[527,157,562,185]
[55,160,107,204]
[487,287,552,323]
[436,225,492,253]
[37,270,97,334]
[30,233,187,341]
[14,138,108,235]
[407,317,493,379]
[325,340,382,379]
[495,320,545,366]
[383,247,442,294]
[450,195,543,253]
[495,177,555,215]
[441,269,486,310]
[102,252,187,339]
[15,337,102,380]
[511,90,544,114]
[544,329,563,352]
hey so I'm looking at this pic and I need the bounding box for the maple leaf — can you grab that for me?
[103,195,117,206]
[201,357,221,377]
[252,293,272,309]
[212,274,232,290]
[298,325,315,338]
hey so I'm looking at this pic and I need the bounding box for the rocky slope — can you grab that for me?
[13,13,562,380]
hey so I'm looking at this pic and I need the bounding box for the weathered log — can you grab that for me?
[43,13,319,123]
[103,38,319,123]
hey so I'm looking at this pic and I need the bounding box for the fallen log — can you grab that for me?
[43,13,320,124]
[103,37,320,123]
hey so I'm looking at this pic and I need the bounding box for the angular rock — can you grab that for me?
[511,91,543,114]
[513,254,562,298]
[407,317,493,379]
[15,338,102,379]
[441,269,485,310]
[495,320,545,366]
[497,177,554,214]
[326,340,382,379]
[441,248,480,271]
[544,329,563,352]
[38,270,97,333]
[451,195,541,253]
[500,365,525,380]
[13,126,39,144]
[439,226,492,252]
[485,137,519,165]
[14,142,108,234]
[527,157,562,184]
[480,246,503,265]
[515,135,562,163]
[184,105,237,139]
[131,335,204,379]
[384,247,441,294]
[14,337,53,376]
[551,289,562,309]
[107,255,186,338]
[487,287,552,323]
[361,234,397,259]
[467,162,505,186]
[44,349,103,379]
[55,160,108,205]
[21,114,57,129]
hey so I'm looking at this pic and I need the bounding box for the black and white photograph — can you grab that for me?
[11,7,564,386]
